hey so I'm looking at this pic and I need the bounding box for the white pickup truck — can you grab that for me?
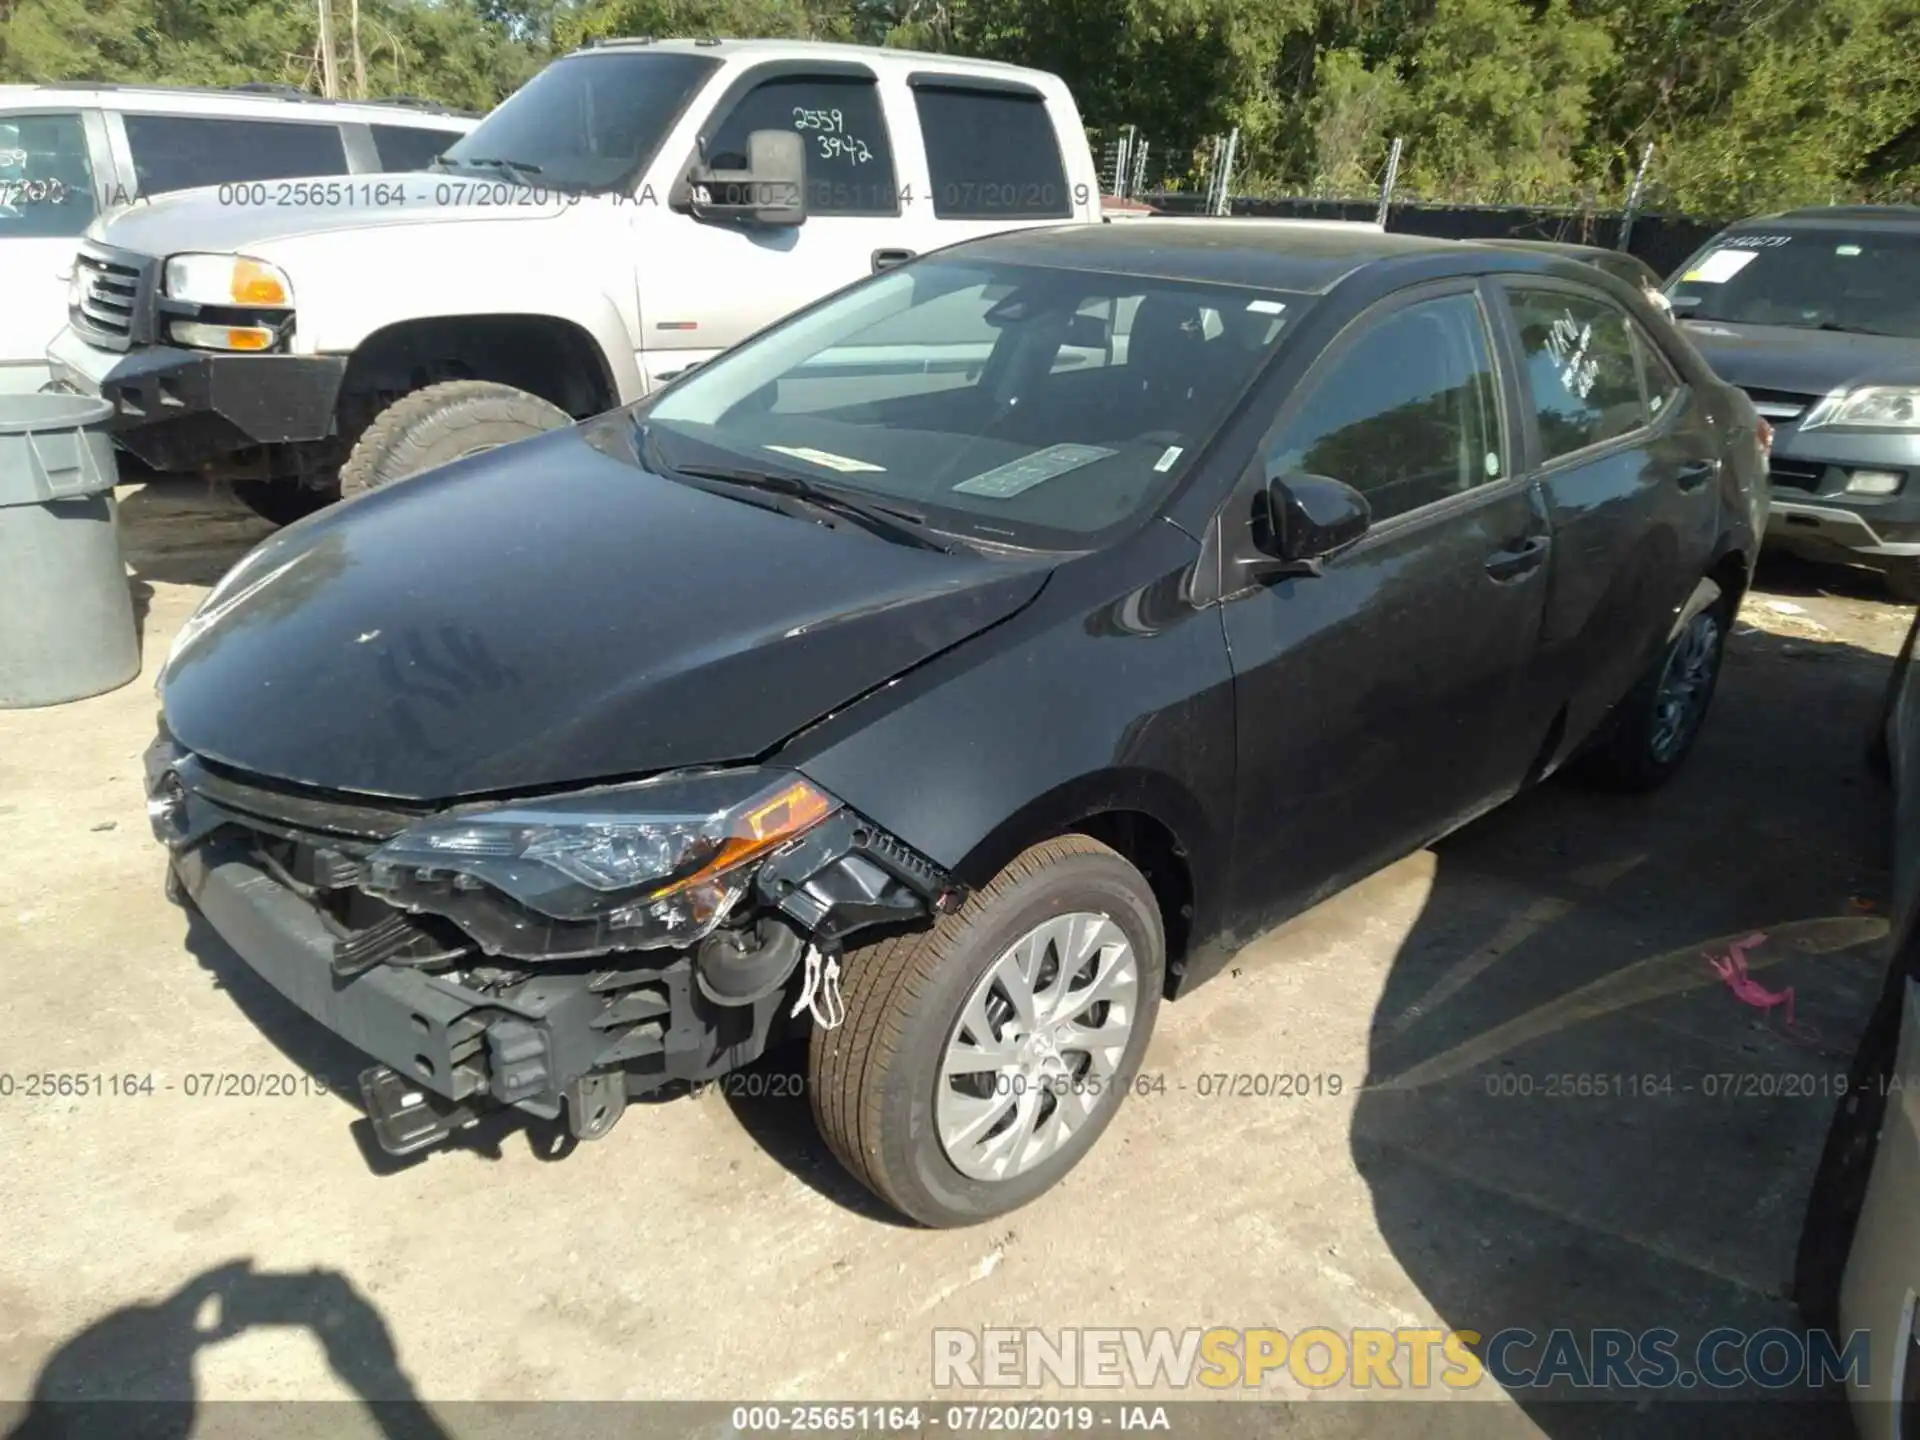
[45,38,1104,522]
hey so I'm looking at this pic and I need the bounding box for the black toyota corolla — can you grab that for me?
[146,222,1765,1226]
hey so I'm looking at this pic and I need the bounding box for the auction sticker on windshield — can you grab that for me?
[953,444,1116,499]
[1683,249,1760,284]
[763,444,886,473]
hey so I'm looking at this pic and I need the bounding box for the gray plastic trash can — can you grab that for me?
[0,393,140,708]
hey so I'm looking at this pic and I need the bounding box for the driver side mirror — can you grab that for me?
[1251,472,1371,577]
[686,129,807,228]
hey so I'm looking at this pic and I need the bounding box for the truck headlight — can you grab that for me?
[363,770,839,949]
[163,254,292,351]
[1802,387,1920,431]
[164,253,293,307]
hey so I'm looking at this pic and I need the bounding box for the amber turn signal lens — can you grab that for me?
[231,258,290,307]
[651,779,838,898]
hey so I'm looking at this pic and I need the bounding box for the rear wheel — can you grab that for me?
[339,380,571,499]
[233,481,339,526]
[809,836,1164,1227]
[1581,584,1729,791]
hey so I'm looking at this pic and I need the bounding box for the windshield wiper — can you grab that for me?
[445,156,547,187]
[637,425,948,553]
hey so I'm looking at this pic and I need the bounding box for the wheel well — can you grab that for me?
[1709,549,1750,615]
[1066,810,1194,993]
[338,315,618,423]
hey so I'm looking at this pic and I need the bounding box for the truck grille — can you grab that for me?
[70,245,155,351]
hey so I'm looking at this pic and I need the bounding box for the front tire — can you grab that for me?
[809,836,1164,1227]
[338,380,571,499]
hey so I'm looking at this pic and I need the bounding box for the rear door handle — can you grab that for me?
[1485,534,1549,582]
[1675,457,1720,491]
[872,248,914,273]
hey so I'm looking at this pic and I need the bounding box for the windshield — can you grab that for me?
[439,51,718,194]
[641,258,1307,550]
[1667,227,1920,338]
[0,113,98,238]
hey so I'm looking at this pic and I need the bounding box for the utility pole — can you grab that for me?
[1376,137,1403,228]
[1619,142,1656,253]
[316,0,340,99]
[1214,127,1239,216]
[349,0,366,100]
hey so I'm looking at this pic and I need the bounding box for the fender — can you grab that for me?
[263,215,646,404]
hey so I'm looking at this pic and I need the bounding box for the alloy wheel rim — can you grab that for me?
[935,911,1139,1183]
[1650,610,1722,763]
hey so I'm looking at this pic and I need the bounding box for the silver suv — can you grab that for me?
[1,83,475,391]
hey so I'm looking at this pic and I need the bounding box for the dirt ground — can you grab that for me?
[0,479,1910,1438]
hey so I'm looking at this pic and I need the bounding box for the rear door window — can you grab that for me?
[124,114,348,195]
[913,86,1072,220]
[1506,289,1646,461]
[370,124,461,173]
[0,112,98,237]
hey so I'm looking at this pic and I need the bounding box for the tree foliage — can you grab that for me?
[1,0,1913,210]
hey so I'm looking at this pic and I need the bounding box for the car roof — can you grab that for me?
[944,219,1585,294]
[1729,204,1920,233]
[0,83,477,126]
[573,36,1058,82]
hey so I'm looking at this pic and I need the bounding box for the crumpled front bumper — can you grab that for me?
[170,835,786,1148]
[146,731,789,1151]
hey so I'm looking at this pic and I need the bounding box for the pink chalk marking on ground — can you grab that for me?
[1703,932,1822,1046]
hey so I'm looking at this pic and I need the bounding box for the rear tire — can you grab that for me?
[809,836,1164,1227]
[233,482,339,526]
[1580,582,1729,791]
[338,380,571,499]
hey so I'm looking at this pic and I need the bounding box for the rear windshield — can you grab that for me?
[1667,227,1920,338]
[0,112,97,238]
[642,258,1309,551]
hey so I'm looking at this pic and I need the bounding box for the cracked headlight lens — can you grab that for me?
[364,769,839,949]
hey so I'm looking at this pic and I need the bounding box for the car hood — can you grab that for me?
[1679,319,1920,395]
[159,417,1052,801]
[93,172,571,255]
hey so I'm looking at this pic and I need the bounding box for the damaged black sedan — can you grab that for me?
[147,223,1765,1226]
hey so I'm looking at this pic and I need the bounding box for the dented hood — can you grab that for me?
[159,420,1051,800]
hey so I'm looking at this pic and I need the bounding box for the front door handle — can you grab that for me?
[872,248,914,273]
[1485,534,1550,582]
[1675,457,1721,491]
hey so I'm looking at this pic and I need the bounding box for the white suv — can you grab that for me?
[45,40,1102,522]
[0,84,474,392]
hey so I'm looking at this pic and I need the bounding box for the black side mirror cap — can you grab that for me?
[1251,472,1371,578]
[684,129,807,228]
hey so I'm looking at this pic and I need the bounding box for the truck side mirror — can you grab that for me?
[685,130,807,228]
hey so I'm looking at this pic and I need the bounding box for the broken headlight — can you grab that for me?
[362,769,839,955]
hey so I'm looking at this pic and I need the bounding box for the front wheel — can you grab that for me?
[338,380,571,499]
[809,836,1164,1227]
[1580,583,1729,791]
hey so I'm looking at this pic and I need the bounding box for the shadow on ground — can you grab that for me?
[3,1260,447,1440]
[1351,619,1893,1436]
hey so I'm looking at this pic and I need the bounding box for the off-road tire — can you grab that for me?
[233,481,339,526]
[809,835,1164,1228]
[1579,583,1730,792]
[338,381,571,499]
